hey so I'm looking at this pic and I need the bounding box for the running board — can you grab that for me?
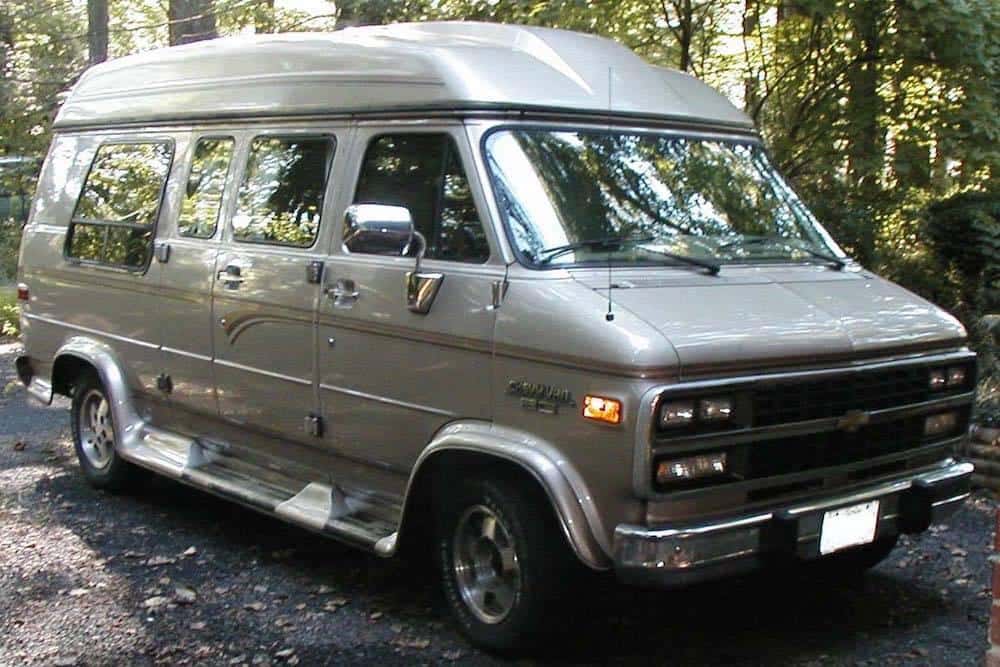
[118,427,401,552]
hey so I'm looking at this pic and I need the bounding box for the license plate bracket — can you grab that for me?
[819,500,880,555]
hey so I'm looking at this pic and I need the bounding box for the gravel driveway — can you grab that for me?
[0,341,994,666]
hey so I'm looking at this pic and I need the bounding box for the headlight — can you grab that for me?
[655,452,728,485]
[659,400,695,428]
[929,369,947,391]
[699,397,733,421]
[659,396,734,428]
[930,365,971,391]
[924,411,958,437]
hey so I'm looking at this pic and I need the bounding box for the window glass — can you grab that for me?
[484,129,837,268]
[68,141,172,268]
[178,137,234,238]
[232,136,332,247]
[352,134,489,263]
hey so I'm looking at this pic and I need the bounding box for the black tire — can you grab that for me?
[434,474,579,653]
[71,373,144,491]
[813,535,899,576]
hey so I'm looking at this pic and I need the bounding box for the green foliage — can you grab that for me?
[0,217,20,283]
[926,191,1000,322]
[0,291,17,338]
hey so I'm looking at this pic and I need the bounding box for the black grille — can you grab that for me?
[746,414,929,479]
[752,364,935,427]
[651,407,970,493]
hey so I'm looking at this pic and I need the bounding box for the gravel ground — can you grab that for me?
[0,340,994,666]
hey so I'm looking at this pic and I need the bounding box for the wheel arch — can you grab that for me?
[48,336,146,453]
[390,421,613,571]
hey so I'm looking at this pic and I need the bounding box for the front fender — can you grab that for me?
[394,421,613,570]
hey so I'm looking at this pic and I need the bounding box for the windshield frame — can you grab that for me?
[478,121,846,271]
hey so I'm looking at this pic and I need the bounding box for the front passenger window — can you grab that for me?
[352,134,489,263]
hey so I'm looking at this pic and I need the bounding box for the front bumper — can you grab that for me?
[614,460,973,588]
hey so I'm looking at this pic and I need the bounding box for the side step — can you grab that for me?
[119,427,401,553]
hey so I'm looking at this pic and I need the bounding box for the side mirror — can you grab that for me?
[343,204,418,256]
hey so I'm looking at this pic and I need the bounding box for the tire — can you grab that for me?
[434,474,578,653]
[813,535,899,576]
[71,373,143,491]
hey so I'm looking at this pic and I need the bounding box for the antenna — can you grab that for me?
[605,253,615,322]
[605,65,615,323]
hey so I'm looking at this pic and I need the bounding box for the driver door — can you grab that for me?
[316,125,501,491]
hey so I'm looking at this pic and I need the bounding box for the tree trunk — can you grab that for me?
[87,0,108,65]
[169,0,217,46]
[846,0,884,263]
[0,8,11,153]
[743,0,759,115]
[677,0,693,72]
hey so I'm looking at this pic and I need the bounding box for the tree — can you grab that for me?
[168,0,217,45]
[87,0,108,64]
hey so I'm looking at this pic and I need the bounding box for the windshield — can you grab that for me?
[483,128,841,268]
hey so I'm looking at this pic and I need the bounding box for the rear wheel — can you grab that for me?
[435,475,578,653]
[71,374,143,491]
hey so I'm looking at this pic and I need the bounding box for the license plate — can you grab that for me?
[819,500,880,555]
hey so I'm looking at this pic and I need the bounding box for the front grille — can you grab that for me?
[752,364,931,427]
[649,356,977,497]
[746,413,932,479]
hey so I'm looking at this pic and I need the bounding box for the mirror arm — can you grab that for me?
[411,230,428,274]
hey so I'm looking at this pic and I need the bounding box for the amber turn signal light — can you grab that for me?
[583,395,622,425]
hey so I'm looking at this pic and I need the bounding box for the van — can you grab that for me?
[14,22,976,650]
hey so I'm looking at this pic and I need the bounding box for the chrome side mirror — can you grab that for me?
[405,230,444,315]
[342,204,416,256]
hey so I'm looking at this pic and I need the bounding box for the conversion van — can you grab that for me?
[14,22,976,650]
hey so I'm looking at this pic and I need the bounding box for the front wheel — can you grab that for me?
[435,475,578,653]
[71,373,143,491]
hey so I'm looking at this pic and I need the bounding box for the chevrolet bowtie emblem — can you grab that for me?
[837,409,871,433]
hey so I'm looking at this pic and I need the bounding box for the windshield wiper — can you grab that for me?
[719,236,845,270]
[634,244,721,275]
[536,235,655,264]
[536,235,720,275]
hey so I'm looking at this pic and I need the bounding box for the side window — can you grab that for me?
[232,136,333,247]
[178,137,234,238]
[67,141,172,268]
[352,134,489,263]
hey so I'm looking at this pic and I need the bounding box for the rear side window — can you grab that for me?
[232,136,334,247]
[353,134,489,263]
[178,137,234,238]
[67,141,172,269]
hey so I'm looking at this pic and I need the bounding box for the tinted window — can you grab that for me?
[178,137,234,238]
[352,134,489,263]
[68,141,172,268]
[232,136,333,247]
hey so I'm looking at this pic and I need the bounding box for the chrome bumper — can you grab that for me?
[613,460,973,588]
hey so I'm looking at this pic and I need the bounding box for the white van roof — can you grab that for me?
[54,22,753,130]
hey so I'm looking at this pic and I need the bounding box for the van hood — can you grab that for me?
[571,265,966,376]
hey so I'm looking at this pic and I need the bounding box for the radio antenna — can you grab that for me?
[605,66,615,323]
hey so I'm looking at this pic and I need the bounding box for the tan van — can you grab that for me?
[14,22,976,650]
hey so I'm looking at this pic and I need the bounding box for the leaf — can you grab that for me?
[174,586,197,605]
